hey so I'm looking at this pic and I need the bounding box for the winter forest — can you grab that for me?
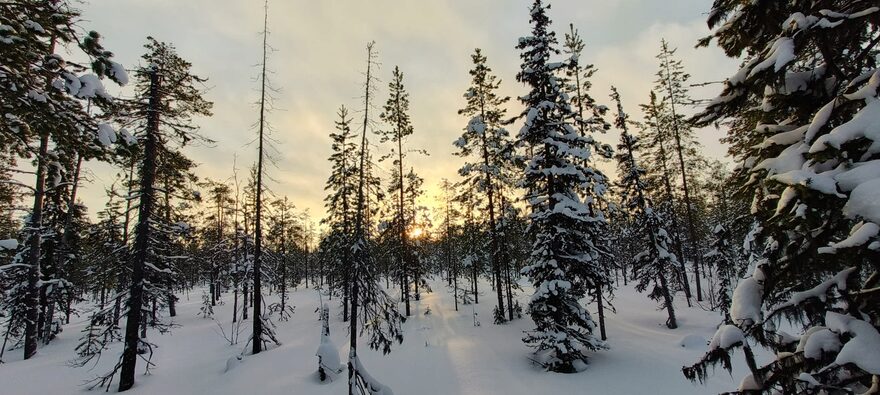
[0,0,878,394]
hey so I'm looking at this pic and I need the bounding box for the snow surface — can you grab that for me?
[677,334,707,349]
[0,279,753,394]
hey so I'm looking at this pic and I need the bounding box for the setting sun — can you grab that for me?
[408,227,424,239]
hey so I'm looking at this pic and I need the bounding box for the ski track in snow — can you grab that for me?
[0,279,754,394]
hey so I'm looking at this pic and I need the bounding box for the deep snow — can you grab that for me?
[0,279,755,394]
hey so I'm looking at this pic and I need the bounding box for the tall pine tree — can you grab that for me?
[517,0,608,373]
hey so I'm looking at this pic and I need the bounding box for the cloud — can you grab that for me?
[591,18,740,160]
[73,0,741,226]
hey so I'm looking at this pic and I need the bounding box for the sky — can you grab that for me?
[75,0,741,226]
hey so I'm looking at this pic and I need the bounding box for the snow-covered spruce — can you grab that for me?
[453,48,518,324]
[0,0,128,363]
[321,105,358,322]
[684,1,880,392]
[516,0,609,373]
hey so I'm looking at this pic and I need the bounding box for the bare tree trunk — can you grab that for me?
[349,41,376,395]
[251,1,270,355]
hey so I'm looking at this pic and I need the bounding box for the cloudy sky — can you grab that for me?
[77,0,740,224]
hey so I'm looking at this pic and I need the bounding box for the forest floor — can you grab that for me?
[0,277,759,394]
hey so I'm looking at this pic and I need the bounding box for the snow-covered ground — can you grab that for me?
[0,279,757,394]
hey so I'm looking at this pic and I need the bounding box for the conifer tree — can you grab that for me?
[454,184,486,312]
[562,23,615,339]
[562,24,610,142]
[438,179,462,311]
[378,66,424,317]
[201,179,234,306]
[516,0,608,372]
[684,1,880,392]
[347,41,403,395]
[71,188,130,366]
[454,48,514,323]
[114,37,212,392]
[323,106,358,321]
[638,91,692,304]
[654,40,706,301]
[0,0,127,361]
[611,86,679,329]
[402,167,426,300]
[267,197,296,321]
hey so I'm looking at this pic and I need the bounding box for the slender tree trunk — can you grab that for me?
[480,110,504,322]
[251,1,269,355]
[663,60,703,302]
[652,115,692,306]
[397,126,410,317]
[23,132,49,360]
[453,261,459,312]
[119,67,160,392]
[342,176,350,322]
[505,250,514,321]
[162,176,176,318]
[500,196,515,321]
[23,34,61,359]
[233,229,239,323]
[349,41,375,395]
[657,272,677,329]
[114,157,136,328]
[595,285,607,338]
[472,258,478,305]
[742,343,763,387]
[43,154,83,343]
[279,199,287,316]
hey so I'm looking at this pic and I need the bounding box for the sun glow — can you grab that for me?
[408,227,424,239]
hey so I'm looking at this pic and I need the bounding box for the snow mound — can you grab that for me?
[224,355,244,373]
[316,337,342,380]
